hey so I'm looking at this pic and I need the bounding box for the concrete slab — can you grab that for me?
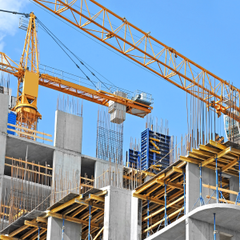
[48,188,102,211]
[188,204,240,232]
[143,204,240,240]
[186,216,240,240]
[0,210,45,237]
[144,215,186,240]
[6,135,54,166]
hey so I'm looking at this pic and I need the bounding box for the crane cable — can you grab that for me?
[37,19,99,90]
[37,18,114,93]
[0,9,114,93]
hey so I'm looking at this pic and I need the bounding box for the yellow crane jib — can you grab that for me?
[0,12,153,137]
[32,0,240,123]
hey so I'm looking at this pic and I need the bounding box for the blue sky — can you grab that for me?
[1,0,240,159]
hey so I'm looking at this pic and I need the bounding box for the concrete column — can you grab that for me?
[186,163,215,213]
[202,167,216,204]
[229,176,239,202]
[94,162,123,189]
[186,163,199,213]
[51,150,81,204]
[103,186,131,240]
[94,161,110,188]
[54,110,83,153]
[131,193,142,240]
[0,94,9,224]
[0,94,8,133]
[46,216,82,240]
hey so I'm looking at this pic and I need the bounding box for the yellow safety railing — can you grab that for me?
[7,123,52,142]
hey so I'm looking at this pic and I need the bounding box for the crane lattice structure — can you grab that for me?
[0,11,152,139]
[32,0,240,123]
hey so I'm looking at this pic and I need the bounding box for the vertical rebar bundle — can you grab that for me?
[185,85,226,153]
[57,94,83,117]
[0,71,10,92]
[145,115,169,135]
[96,108,124,165]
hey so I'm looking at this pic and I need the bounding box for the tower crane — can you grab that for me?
[32,0,240,129]
[0,11,153,138]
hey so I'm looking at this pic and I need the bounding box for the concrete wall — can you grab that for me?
[52,110,82,204]
[0,94,9,223]
[186,163,215,213]
[54,110,83,153]
[47,216,82,240]
[103,186,131,240]
[51,150,81,204]
[0,94,8,133]
[1,175,51,209]
[131,194,142,240]
[186,217,240,240]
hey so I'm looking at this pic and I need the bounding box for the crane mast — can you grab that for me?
[0,11,152,138]
[14,12,42,137]
[32,0,240,123]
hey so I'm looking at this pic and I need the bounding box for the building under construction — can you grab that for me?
[1,1,240,240]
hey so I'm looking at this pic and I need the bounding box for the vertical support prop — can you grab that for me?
[164,184,168,227]
[199,165,205,206]
[88,203,92,240]
[147,200,150,237]
[219,170,224,199]
[38,226,41,240]
[235,159,240,204]
[213,213,217,240]
[147,128,150,170]
[183,172,186,215]
[215,157,219,203]
[61,218,65,240]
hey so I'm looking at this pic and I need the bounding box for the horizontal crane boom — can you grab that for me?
[33,0,240,122]
[0,53,152,118]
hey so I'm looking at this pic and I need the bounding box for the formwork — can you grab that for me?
[141,128,171,171]
[0,189,106,240]
[133,140,240,239]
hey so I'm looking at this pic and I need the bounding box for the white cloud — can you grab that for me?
[0,35,5,51]
[0,42,4,52]
[0,0,28,51]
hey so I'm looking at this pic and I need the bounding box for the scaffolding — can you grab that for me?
[0,157,52,226]
[133,140,240,238]
[133,160,185,238]
[0,189,106,240]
